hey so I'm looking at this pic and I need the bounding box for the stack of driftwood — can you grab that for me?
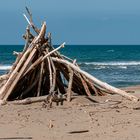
[0,8,139,105]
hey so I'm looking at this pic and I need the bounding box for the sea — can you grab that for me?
[0,45,140,88]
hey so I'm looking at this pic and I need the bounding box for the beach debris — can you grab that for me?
[68,130,89,134]
[0,137,32,140]
[49,120,54,128]
[0,7,139,105]
[133,107,140,110]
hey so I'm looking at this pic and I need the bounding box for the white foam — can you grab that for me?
[0,65,12,70]
[94,66,108,70]
[84,61,140,66]
[118,66,127,69]
[107,50,114,52]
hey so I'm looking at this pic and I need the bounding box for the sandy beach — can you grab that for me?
[0,0,140,139]
[0,86,140,140]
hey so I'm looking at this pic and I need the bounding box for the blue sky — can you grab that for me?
[0,0,140,45]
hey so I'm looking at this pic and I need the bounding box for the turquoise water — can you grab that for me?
[1,45,140,87]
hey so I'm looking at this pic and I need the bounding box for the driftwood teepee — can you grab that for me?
[0,8,139,105]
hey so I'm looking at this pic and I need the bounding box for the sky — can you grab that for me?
[0,0,140,45]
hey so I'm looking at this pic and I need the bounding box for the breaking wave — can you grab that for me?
[107,49,114,52]
[0,65,12,70]
[83,61,140,66]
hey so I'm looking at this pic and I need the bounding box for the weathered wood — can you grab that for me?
[74,63,99,95]
[10,26,31,75]
[56,63,85,95]
[11,95,48,105]
[24,7,40,34]
[9,94,66,105]
[20,74,39,99]
[80,73,99,96]
[0,23,46,100]
[79,74,91,96]
[49,58,56,94]
[37,62,44,96]
[67,59,76,102]
[23,26,30,52]
[47,57,53,88]
[0,74,9,81]
[56,70,66,94]
[52,58,139,102]
[13,51,21,56]
[2,48,37,100]
[61,54,73,62]
[22,43,65,77]
[48,32,52,46]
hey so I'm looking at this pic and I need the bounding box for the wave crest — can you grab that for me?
[83,61,140,66]
[0,65,12,70]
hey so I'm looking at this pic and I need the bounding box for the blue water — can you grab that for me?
[1,45,140,87]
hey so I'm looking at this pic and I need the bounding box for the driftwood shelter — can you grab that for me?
[0,8,139,105]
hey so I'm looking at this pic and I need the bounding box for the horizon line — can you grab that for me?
[0,44,140,46]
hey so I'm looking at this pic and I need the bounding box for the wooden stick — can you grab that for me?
[2,48,37,100]
[0,23,46,100]
[47,57,53,88]
[56,70,66,94]
[48,32,52,46]
[49,58,56,94]
[37,61,44,96]
[74,63,91,96]
[8,22,45,77]
[79,74,91,96]
[61,54,74,62]
[9,94,66,105]
[23,7,40,34]
[25,7,33,23]
[52,58,139,102]
[45,48,53,89]
[56,63,85,94]
[13,51,21,56]
[76,65,99,96]
[23,26,30,52]
[22,43,65,77]
[84,78,99,96]
[20,74,39,98]
[11,95,49,105]
[9,50,24,75]
[68,130,89,134]
[67,59,76,102]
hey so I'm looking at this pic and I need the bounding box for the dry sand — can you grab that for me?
[0,86,140,140]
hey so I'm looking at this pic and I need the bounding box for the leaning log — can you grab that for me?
[52,58,139,102]
[0,23,46,100]
[22,42,65,77]
[11,96,49,105]
[66,59,76,102]
[10,94,66,105]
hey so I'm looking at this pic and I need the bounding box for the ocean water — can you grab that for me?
[0,45,140,88]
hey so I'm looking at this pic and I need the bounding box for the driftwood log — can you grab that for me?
[52,58,139,102]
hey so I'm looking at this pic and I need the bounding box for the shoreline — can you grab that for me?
[121,84,140,95]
